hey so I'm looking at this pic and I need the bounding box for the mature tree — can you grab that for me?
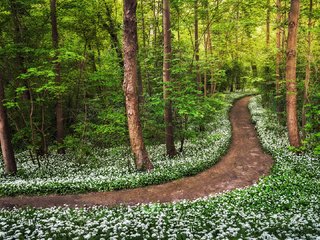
[276,0,282,113]
[266,0,271,47]
[285,0,301,147]
[302,0,313,137]
[50,0,65,154]
[123,0,153,171]
[163,0,177,157]
[194,0,201,93]
[0,74,17,175]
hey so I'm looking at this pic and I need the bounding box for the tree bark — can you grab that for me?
[276,0,282,113]
[194,0,201,93]
[285,0,301,147]
[163,0,177,157]
[50,0,65,154]
[302,0,313,138]
[266,0,271,48]
[0,74,17,175]
[123,0,153,171]
[102,1,124,69]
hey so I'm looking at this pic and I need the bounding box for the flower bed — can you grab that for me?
[0,95,319,239]
[0,93,249,196]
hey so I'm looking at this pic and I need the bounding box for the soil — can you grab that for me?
[0,96,274,208]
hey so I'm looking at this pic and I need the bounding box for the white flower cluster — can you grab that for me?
[0,93,250,196]
[0,95,319,239]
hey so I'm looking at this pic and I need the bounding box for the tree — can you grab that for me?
[266,0,270,48]
[302,0,313,138]
[123,0,153,171]
[8,0,30,100]
[100,0,123,69]
[276,0,282,114]
[285,0,301,147]
[163,0,177,157]
[50,0,65,154]
[0,74,17,175]
[194,0,201,93]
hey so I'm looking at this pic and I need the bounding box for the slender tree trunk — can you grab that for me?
[123,0,153,171]
[302,0,313,138]
[9,0,30,101]
[266,0,271,47]
[102,1,124,69]
[138,0,147,103]
[208,28,216,94]
[285,0,301,147]
[50,0,65,154]
[163,0,177,157]
[194,0,201,93]
[0,74,17,175]
[204,37,207,97]
[276,0,282,113]
[203,0,210,97]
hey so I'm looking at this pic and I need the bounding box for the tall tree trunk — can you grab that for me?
[285,0,301,147]
[0,74,17,175]
[302,0,313,138]
[50,0,65,154]
[194,0,201,93]
[123,0,153,171]
[266,0,271,47]
[276,0,282,113]
[163,0,177,157]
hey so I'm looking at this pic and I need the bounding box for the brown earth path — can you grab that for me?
[0,96,273,208]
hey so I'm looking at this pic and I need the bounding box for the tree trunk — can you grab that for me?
[50,0,65,154]
[266,0,271,48]
[163,0,177,157]
[194,0,201,93]
[102,1,124,69]
[123,0,153,171]
[9,0,30,101]
[276,0,282,113]
[302,0,313,138]
[0,74,17,175]
[285,0,301,147]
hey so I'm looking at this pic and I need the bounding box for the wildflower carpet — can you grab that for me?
[0,96,274,208]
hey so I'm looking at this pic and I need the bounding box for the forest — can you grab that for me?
[0,0,319,239]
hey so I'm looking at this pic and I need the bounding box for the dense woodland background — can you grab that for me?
[0,0,319,174]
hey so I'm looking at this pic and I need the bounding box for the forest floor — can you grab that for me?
[0,96,273,208]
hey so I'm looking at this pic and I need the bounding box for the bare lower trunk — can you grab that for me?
[194,0,201,93]
[302,0,313,138]
[123,0,153,171]
[163,0,176,157]
[276,0,282,113]
[285,0,301,147]
[0,74,17,175]
[50,0,65,154]
[208,29,215,94]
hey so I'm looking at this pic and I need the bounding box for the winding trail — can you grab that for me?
[0,96,273,208]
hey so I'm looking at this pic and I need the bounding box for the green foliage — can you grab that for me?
[1,96,320,239]
[303,91,320,155]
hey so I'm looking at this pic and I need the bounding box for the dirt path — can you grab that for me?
[0,96,273,208]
